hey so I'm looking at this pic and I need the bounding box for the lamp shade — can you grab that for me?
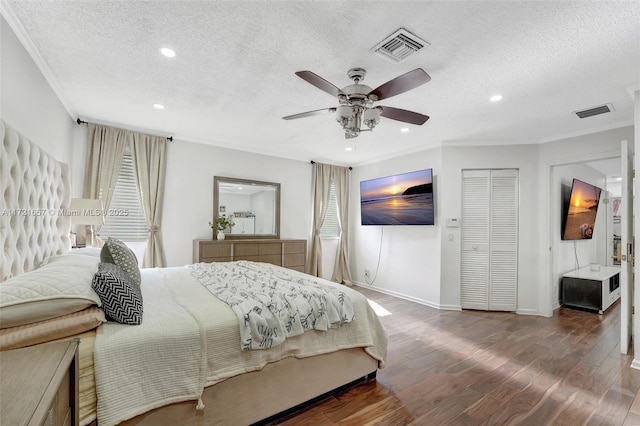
[70,198,104,226]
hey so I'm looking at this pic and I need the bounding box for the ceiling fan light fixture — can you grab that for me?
[284,67,431,139]
[336,105,352,127]
[363,107,381,129]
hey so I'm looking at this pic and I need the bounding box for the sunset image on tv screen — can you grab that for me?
[562,179,601,240]
[360,169,434,225]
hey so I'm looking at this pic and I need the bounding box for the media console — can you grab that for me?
[561,266,621,314]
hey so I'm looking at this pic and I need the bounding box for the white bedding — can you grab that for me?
[93,264,387,426]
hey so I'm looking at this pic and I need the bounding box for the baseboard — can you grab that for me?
[631,359,640,371]
[353,282,440,310]
[354,282,546,316]
[440,304,462,311]
[516,308,542,316]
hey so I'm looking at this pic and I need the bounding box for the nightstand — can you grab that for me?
[0,339,80,426]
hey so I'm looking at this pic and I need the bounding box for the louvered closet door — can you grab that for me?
[461,169,518,312]
[488,169,518,311]
[461,170,491,310]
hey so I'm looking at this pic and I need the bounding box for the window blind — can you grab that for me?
[99,144,148,242]
[320,181,341,237]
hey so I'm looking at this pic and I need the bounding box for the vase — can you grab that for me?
[217,230,225,240]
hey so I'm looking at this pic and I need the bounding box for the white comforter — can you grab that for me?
[93,263,387,426]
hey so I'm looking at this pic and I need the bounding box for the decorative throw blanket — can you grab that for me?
[187,261,354,349]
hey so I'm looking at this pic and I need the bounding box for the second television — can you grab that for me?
[561,178,602,240]
[360,168,434,225]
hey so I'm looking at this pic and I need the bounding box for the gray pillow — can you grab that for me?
[92,262,143,325]
[100,237,141,287]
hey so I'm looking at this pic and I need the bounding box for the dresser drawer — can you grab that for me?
[234,244,259,256]
[283,241,305,254]
[259,254,282,266]
[259,243,282,256]
[283,253,305,267]
[201,256,232,263]
[201,244,231,258]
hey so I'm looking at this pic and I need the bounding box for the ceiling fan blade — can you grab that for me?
[295,71,343,98]
[380,106,430,125]
[369,69,431,101]
[282,108,336,120]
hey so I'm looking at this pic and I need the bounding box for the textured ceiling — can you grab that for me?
[3,1,639,166]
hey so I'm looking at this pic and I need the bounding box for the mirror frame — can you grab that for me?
[213,176,281,240]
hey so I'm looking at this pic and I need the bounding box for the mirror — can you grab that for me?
[213,176,280,239]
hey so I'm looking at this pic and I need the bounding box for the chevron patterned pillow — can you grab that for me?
[100,237,141,287]
[92,262,143,325]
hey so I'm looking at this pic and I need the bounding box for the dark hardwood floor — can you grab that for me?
[278,287,640,425]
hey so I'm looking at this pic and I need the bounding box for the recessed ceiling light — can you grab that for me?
[153,103,165,109]
[160,47,176,58]
[345,146,353,151]
[490,94,503,102]
[400,128,410,133]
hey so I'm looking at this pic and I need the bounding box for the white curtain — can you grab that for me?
[331,165,352,285]
[131,132,167,268]
[82,123,127,245]
[82,123,167,266]
[307,162,332,277]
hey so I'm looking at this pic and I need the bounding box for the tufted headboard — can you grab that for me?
[0,119,71,281]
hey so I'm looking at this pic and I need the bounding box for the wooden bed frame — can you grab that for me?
[1,119,380,425]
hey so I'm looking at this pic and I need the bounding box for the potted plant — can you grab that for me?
[209,216,234,240]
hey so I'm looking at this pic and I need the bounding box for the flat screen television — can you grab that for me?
[360,168,434,225]
[561,178,602,240]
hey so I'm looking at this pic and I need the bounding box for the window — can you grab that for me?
[320,181,341,237]
[99,143,148,242]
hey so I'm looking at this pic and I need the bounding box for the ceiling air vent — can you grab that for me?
[371,28,429,63]
[574,103,615,119]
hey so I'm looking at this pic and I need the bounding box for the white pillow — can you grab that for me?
[0,254,101,328]
[70,247,102,257]
[40,248,102,267]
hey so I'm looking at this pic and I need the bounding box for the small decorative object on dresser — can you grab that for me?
[0,339,80,426]
[209,216,235,241]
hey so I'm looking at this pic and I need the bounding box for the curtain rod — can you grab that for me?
[76,118,173,142]
[310,160,352,170]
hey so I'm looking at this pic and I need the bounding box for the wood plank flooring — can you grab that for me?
[276,287,640,425]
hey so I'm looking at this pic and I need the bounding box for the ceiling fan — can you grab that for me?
[283,67,431,139]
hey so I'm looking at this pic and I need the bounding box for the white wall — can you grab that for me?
[538,126,633,315]
[551,163,606,306]
[350,126,632,317]
[350,148,443,308]
[162,140,312,266]
[438,144,540,314]
[1,16,85,195]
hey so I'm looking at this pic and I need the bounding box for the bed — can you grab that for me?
[0,119,388,426]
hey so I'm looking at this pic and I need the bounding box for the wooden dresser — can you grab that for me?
[0,339,79,426]
[193,239,307,272]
